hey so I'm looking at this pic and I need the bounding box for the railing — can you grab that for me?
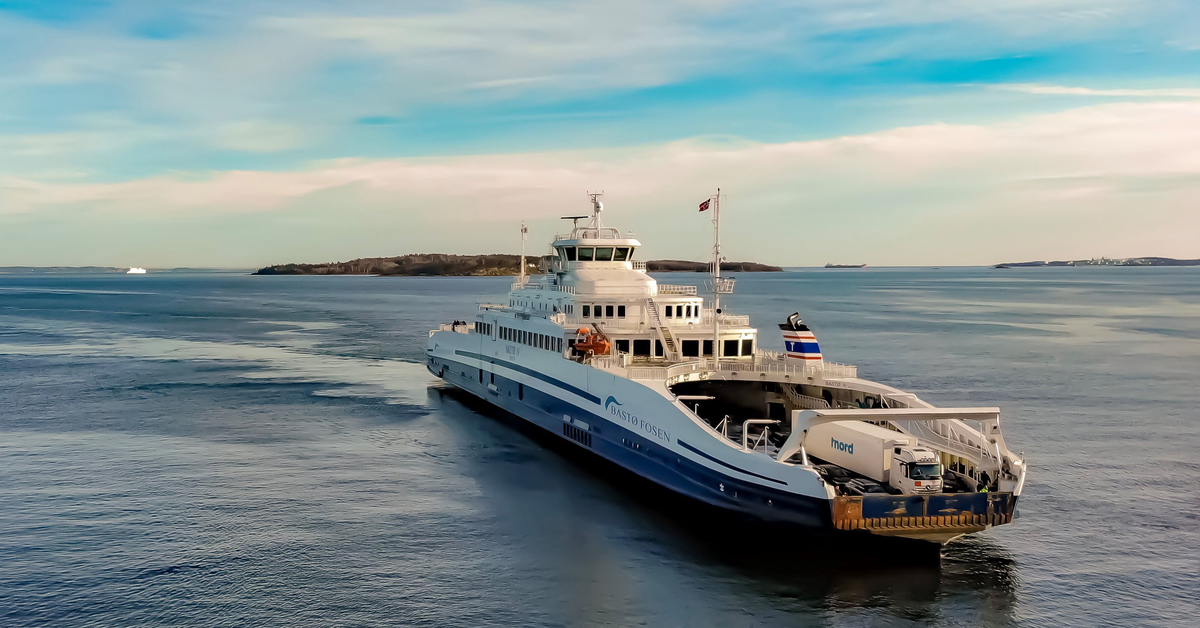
[554,226,623,240]
[742,419,779,450]
[700,311,750,326]
[589,352,859,384]
[783,385,831,409]
[632,260,647,271]
[657,284,698,295]
[511,282,575,294]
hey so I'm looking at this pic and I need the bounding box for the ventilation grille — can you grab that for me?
[563,423,592,448]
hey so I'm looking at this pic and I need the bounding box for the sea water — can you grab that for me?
[1,269,1197,627]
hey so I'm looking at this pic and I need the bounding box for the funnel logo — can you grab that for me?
[605,395,671,443]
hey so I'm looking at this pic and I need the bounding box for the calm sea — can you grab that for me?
[1,269,1197,627]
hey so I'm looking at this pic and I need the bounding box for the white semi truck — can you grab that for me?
[806,420,943,495]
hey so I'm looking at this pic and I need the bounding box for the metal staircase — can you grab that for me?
[645,299,680,361]
[783,384,831,410]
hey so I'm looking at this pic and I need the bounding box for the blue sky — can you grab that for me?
[1,0,1198,267]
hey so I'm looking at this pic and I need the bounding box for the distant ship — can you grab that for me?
[427,192,1025,544]
[824,263,866,269]
[126,267,147,274]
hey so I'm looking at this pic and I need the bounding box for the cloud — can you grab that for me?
[4,99,1198,266]
[987,83,1200,98]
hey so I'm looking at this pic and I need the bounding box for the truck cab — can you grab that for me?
[890,446,943,494]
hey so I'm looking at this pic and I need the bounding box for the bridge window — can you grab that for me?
[594,247,614,261]
[665,306,673,318]
[563,247,577,261]
[681,340,699,357]
[675,305,683,318]
[742,338,753,356]
[577,247,594,261]
[605,305,614,318]
[616,339,629,353]
[613,247,630,262]
[723,339,739,357]
[703,340,713,356]
[617,305,625,318]
[655,340,664,357]
[582,305,590,318]
[685,305,693,318]
[633,339,651,356]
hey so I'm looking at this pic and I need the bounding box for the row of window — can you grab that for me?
[578,303,699,320]
[500,326,563,353]
[608,338,754,357]
[582,304,625,319]
[557,246,634,262]
[508,299,573,314]
[473,322,493,335]
[664,304,698,319]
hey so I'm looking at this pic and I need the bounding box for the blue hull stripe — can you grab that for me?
[430,354,833,528]
[677,440,788,486]
[454,350,601,404]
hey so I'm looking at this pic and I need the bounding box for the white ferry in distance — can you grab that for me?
[427,192,1027,544]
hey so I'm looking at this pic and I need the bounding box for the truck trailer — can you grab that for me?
[805,420,943,495]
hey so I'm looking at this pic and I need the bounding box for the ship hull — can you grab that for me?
[428,353,836,531]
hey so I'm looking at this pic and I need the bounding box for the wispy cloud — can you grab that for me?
[4,100,1198,265]
[987,83,1200,97]
[1,1,1199,265]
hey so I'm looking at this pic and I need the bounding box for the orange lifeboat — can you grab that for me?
[573,326,611,356]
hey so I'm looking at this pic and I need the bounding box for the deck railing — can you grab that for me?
[588,352,858,383]
[511,282,576,294]
[657,284,698,295]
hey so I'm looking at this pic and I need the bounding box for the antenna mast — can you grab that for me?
[519,221,528,284]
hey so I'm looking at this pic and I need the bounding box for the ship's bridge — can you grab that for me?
[548,233,657,296]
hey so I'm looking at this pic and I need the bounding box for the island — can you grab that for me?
[252,254,782,276]
[994,257,1200,269]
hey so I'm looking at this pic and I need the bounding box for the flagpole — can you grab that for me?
[712,188,720,364]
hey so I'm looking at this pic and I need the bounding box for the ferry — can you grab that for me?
[427,193,1027,544]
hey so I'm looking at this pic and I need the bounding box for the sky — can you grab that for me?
[1,0,1198,268]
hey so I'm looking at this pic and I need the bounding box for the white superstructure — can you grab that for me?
[427,193,1027,544]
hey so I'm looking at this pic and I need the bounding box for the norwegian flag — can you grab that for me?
[698,199,711,212]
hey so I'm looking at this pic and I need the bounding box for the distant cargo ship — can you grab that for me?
[824,263,866,269]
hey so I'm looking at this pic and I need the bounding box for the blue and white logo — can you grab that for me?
[831,437,854,454]
[605,395,671,443]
